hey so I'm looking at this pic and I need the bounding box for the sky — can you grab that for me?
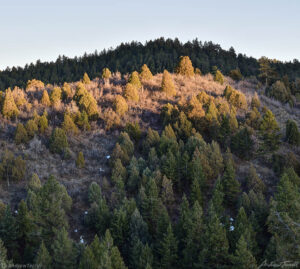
[0,0,299,70]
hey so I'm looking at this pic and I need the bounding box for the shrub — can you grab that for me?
[15,123,29,144]
[161,70,176,97]
[76,152,85,168]
[113,95,128,116]
[124,83,139,102]
[49,128,69,154]
[103,108,120,130]
[175,56,194,77]
[140,64,153,81]
[195,68,202,76]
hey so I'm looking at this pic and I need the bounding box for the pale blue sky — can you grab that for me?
[0,0,299,70]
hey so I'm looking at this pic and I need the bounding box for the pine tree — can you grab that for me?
[15,123,29,144]
[222,152,240,207]
[260,109,281,151]
[214,70,224,85]
[51,228,76,269]
[83,72,91,84]
[50,87,62,106]
[102,68,112,79]
[230,235,257,269]
[76,151,85,168]
[251,92,260,109]
[258,56,277,86]
[201,203,229,267]
[211,177,225,217]
[25,119,38,138]
[182,201,203,268]
[0,239,12,268]
[113,95,128,116]
[246,165,266,194]
[38,110,49,133]
[176,56,194,77]
[128,71,142,89]
[79,246,97,269]
[161,70,176,97]
[0,206,19,258]
[41,90,51,106]
[285,119,300,146]
[2,88,19,119]
[140,64,153,81]
[159,224,178,269]
[28,173,41,192]
[161,175,175,206]
[49,127,69,154]
[124,83,139,102]
[76,111,91,131]
[62,82,72,100]
[62,113,79,135]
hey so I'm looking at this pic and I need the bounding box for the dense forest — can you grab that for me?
[1,38,300,90]
[0,54,299,268]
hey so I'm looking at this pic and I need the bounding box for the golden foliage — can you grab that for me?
[124,83,139,102]
[113,95,128,116]
[176,56,194,77]
[161,70,176,97]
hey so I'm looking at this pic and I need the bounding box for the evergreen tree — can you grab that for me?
[102,67,112,80]
[83,72,91,84]
[2,88,19,119]
[113,95,128,116]
[15,123,29,144]
[0,239,12,268]
[161,70,176,97]
[200,203,229,268]
[124,83,139,102]
[25,119,38,138]
[175,56,194,77]
[49,127,69,154]
[214,69,224,85]
[50,87,62,106]
[76,151,85,168]
[128,71,142,89]
[230,235,257,269]
[251,92,260,109]
[0,206,19,259]
[62,82,72,100]
[258,57,277,86]
[222,152,240,207]
[285,119,300,146]
[76,111,91,131]
[182,201,203,268]
[260,109,281,151]
[51,228,76,269]
[28,173,42,192]
[140,64,153,81]
[41,90,51,106]
[62,113,79,135]
[38,111,49,133]
[35,241,52,269]
[158,224,178,269]
[161,175,175,206]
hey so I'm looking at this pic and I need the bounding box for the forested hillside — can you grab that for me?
[0,56,299,268]
[1,38,300,90]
